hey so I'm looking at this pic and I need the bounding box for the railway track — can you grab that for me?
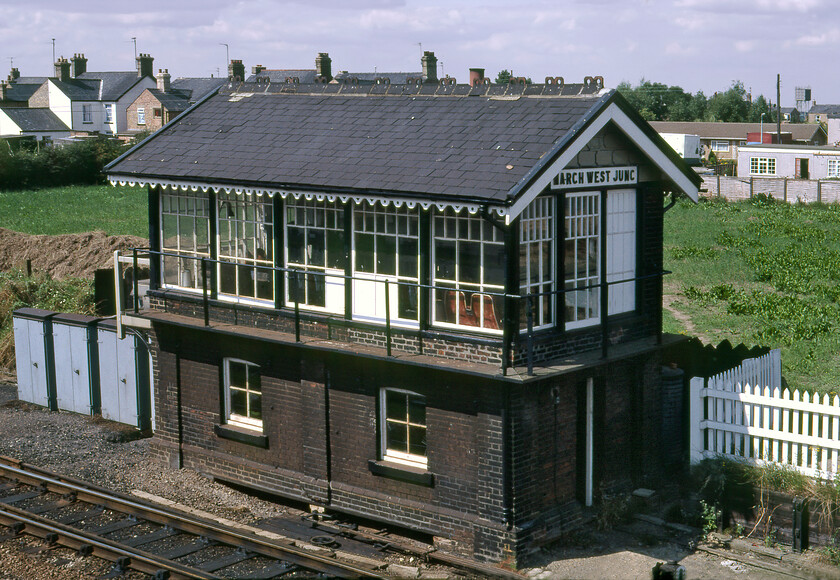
[0,456,389,579]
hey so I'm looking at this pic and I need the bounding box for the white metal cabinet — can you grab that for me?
[97,320,151,430]
[52,314,99,415]
[12,309,55,409]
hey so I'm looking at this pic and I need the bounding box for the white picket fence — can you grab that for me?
[688,349,840,480]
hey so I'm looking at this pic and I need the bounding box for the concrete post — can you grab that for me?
[689,376,706,464]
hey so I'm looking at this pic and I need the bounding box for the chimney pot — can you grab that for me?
[315,52,332,82]
[136,53,154,78]
[54,57,72,83]
[469,68,485,87]
[228,59,245,82]
[156,68,171,93]
[252,64,265,75]
[71,53,88,77]
[421,51,438,84]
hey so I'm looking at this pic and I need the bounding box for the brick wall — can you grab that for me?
[28,84,49,108]
[126,89,164,133]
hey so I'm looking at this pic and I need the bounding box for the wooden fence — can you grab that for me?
[688,349,840,480]
[702,175,840,204]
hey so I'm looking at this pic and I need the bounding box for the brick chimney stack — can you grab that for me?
[72,53,87,77]
[421,51,438,83]
[469,68,485,87]
[54,57,71,82]
[228,60,245,81]
[156,68,171,93]
[136,53,154,78]
[0,82,6,101]
[8,68,19,83]
[315,52,332,81]
[252,65,265,75]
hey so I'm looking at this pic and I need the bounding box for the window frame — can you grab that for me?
[564,191,601,329]
[217,191,275,305]
[432,208,505,334]
[749,157,776,175]
[82,104,92,124]
[137,107,145,125]
[711,140,730,152]
[224,358,263,432]
[104,104,113,124]
[284,197,345,313]
[519,195,556,331]
[159,189,211,293]
[380,387,428,470]
[828,159,840,178]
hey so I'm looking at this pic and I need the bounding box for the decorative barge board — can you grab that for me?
[105,77,700,565]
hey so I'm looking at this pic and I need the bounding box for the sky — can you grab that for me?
[0,0,836,107]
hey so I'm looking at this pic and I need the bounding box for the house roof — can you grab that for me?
[334,71,425,84]
[3,82,42,103]
[143,79,225,113]
[0,107,69,132]
[808,104,840,118]
[107,81,700,211]
[54,72,147,102]
[649,121,825,142]
[246,70,320,84]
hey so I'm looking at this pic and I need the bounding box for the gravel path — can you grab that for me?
[0,381,836,579]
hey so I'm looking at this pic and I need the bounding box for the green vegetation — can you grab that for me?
[664,194,840,393]
[0,136,130,190]
[0,269,94,369]
[0,185,146,237]
[618,79,775,123]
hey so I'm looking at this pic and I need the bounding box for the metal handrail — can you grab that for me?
[120,248,670,375]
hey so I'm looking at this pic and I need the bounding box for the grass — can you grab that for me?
[0,185,147,237]
[664,194,840,394]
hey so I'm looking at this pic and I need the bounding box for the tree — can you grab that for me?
[705,81,751,122]
[495,69,512,84]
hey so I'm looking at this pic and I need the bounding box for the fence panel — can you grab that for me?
[702,176,840,204]
[691,350,840,479]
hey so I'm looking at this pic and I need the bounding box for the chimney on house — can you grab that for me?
[54,57,71,82]
[469,68,485,87]
[315,52,332,81]
[71,53,87,77]
[156,68,171,93]
[0,82,7,101]
[252,64,265,75]
[228,60,245,81]
[8,68,19,83]
[136,53,154,78]
[421,51,438,83]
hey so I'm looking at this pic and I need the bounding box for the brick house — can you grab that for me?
[105,76,700,564]
[28,54,155,136]
[126,69,225,134]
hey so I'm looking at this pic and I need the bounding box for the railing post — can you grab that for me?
[294,299,301,342]
[385,279,392,357]
[526,295,534,376]
[132,248,139,313]
[201,258,209,327]
[689,376,706,464]
[501,295,510,376]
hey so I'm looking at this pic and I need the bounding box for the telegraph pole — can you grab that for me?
[777,74,782,142]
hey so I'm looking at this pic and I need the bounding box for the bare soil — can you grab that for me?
[0,228,146,280]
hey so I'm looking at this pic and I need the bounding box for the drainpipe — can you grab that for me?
[502,388,513,530]
[324,368,332,506]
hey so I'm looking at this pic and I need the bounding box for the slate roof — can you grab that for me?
[108,81,697,204]
[246,70,320,84]
[3,82,42,103]
[649,121,826,143]
[0,107,69,132]
[53,72,147,102]
[171,78,225,100]
[809,104,840,118]
[335,71,424,84]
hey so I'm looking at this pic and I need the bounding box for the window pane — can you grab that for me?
[231,389,247,416]
[327,230,346,269]
[398,238,418,278]
[435,239,456,280]
[408,394,426,424]
[386,422,408,453]
[377,235,396,275]
[229,361,246,388]
[408,425,426,457]
[398,284,418,320]
[483,244,505,287]
[307,229,325,267]
[249,369,261,393]
[179,216,194,252]
[287,227,304,264]
[162,214,177,250]
[387,391,406,420]
[249,393,262,420]
[355,233,375,273]
[219,261,237,294]
[307,273,325,307]
[460,242,481,284]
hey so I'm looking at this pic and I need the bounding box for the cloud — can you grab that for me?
[734,40,755,52]
[791,28,840,46]
[676,0,822,13]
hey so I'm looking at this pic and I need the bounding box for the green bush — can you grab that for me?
[0,136,127,191]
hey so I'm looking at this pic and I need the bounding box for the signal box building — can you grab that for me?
[106,77,700,564]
